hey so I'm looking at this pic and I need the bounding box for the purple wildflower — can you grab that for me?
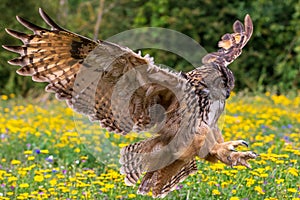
[35,149,41,154]
[45,155,53,162]
[176,185,183,190]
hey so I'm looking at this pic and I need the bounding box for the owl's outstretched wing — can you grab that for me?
[3,8,199,136]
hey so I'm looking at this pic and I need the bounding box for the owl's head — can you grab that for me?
[199,64,235,101]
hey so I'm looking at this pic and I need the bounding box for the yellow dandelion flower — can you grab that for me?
[105,183,114,189]
[1,95,8,100]
[56,174,65,179]
[44,174,52,179]
[40,150,49,154]
[128,194,136,198]
[245,178,255,187]
[80,156,88,160]
[27,156,35,161]
[210,163,225,170]
[23,150,32,155]
[119,143,128,148]
[212,189,221,195]
[25,165,34,171]
[58,186,67,191]
[8,176,18,182]
[100,187,108,193]
[290,159,298,164]
[230,197,240,200]
[275,160,284,164]
[62,188,70,193]
[71,190,78,195]
[233,165,247,170]
[11,181,17,187]
[19,183,29,188]
[287,188,297,193]
[11,160,21,165]
[259,173,268,178]
[254,186,265,195]
[208,181,217,186]
[287,168,298,177]
[69,177,77,182]
[57,183,65,187]
[34,175,44,182]
[74,148,80,153]
[34,132,41,137]
[7,192,14,196]
[221,181,229,188]
[275,179,284,184]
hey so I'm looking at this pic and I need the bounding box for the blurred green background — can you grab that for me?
[0,0,299,96]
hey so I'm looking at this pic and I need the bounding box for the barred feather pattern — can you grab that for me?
[136,158,197,198]
[159,159,197,197]
[119,137,161,186]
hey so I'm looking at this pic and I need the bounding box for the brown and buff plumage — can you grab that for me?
[3,9,258,198]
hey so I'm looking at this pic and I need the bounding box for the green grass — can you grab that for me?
[0,92,299,200]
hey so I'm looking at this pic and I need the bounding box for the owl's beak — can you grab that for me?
[226,89,231,99]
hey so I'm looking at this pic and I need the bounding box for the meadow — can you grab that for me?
[0,92,299,200]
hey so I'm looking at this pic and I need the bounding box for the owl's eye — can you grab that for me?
[220,79,226,88]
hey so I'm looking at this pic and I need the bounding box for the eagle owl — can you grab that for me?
[3,9,258,198]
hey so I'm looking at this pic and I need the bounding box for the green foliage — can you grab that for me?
[1,0,299,95]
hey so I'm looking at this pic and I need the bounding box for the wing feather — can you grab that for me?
[3,8,199,136]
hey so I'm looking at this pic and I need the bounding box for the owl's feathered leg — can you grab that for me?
[152,159,197,198]
[120,137,199,198]
[209,140,258,168]
[120,127,207,198]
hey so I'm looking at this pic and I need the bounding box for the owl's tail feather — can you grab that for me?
[119,137,160,186]
[156,159,197,198]
[120,137,198,198]
[138,159,197,198]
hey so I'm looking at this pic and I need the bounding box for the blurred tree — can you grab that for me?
[1,0,299,95]
[0,0,57,96]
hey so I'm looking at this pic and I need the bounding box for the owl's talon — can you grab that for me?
[210,141,257,167]
[241,141,249,147]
